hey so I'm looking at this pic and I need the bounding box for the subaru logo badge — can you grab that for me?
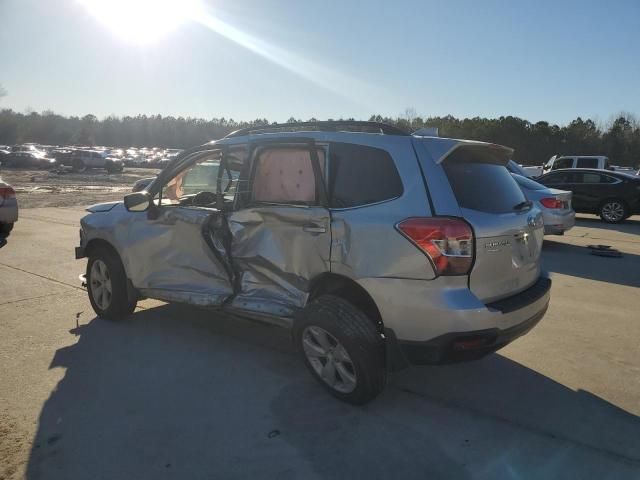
[527,216,536,228]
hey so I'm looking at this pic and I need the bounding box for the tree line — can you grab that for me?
[0,108,639,166]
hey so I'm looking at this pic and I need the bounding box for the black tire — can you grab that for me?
[0,223,13,236]
[599,199,628,223]
[72,158,86,173]
[293,295,386,405]
[86,246,137,320]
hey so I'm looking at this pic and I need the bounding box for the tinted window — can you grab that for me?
[443,161,526,213]
[512,173,546,191]
[328,143,403,208]
[576,158,599,168]
[552,157,573,170]
[574,173,616,184]
[541,172,573,184]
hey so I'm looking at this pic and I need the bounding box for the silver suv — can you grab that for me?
[76,121,550,404]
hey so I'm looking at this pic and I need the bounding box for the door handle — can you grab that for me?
[303,224,326,234]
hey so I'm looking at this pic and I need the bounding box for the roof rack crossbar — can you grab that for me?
[225,121,410,138]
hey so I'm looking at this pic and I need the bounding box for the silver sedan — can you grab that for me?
[0,177,18,237]
[512,173,575,235]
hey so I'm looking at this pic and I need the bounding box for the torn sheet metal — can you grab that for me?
[227,206,331,316]
[124,206,234,304]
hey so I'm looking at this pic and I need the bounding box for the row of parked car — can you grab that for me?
[0,144,184,173]
[511,156,640,224]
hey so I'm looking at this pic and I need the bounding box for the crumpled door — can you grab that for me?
[125,206,234,306]
[226,205,331,316]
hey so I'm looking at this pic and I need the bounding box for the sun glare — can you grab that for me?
[78,0,200,44]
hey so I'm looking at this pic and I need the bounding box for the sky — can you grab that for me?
[0,0,639,125]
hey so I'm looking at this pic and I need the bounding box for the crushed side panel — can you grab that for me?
[227,206,331,316]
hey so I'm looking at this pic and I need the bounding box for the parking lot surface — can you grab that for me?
[1,207,639,479]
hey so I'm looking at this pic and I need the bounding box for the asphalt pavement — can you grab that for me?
[1,208,639,480]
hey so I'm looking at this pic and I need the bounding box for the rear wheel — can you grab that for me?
[72,158,86,173]
[599,199,628,223]
[105,163,120,174]
[293,295,386,405]
[86,247,137,320]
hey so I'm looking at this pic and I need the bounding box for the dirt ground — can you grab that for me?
[0,167,160,208]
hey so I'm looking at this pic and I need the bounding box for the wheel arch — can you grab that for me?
[85,237,120,259]
[308,273,384,333]
[84,237,139,303]
[599,197,629,210]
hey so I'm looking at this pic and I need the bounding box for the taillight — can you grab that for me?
[540,197,563,209]
[396,217,474,276]
[0,187,15,199]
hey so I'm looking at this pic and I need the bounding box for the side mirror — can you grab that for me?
[124,192,151,212]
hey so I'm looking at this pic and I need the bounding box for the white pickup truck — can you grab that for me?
[519,155,613,178]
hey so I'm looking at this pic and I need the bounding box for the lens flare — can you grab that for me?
[78,0,199,44]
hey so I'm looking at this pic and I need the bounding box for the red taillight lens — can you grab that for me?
[540,197,563,209]
[0,187,15,200]
[396,217,474,276]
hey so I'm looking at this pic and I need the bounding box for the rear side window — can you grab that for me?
[574,173,616,184]
[576,158,598,168]
[328,143,403,208]
[443,157,526,214]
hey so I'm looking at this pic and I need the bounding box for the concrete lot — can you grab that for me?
[1,207,639,480]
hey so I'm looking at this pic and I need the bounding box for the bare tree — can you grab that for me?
[401,107,417,125]
[0,84,7,99]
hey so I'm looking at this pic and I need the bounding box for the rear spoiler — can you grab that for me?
[417,137,514,166]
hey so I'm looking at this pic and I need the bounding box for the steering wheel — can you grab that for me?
[192,191,217,206]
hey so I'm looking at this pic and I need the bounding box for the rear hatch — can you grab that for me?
[442,145,544,303]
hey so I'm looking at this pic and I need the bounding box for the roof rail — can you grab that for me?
[224,121,410,138]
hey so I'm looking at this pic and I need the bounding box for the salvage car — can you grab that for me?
[0,177,18,236]
[71,149,124,173]
[537,168,640,223]
[1,149,57,169]
[511,173,575,235]
[76,121,551,404]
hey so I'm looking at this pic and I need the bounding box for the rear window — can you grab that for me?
[576,157,598,168]
[443,158,526,213]
[328,143,403,208]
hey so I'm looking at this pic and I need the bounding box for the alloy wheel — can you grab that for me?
[302,326,357,393]
[602,201,625,222]
[90,259,112,311]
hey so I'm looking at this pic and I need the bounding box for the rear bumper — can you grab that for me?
[543,210,575,235]
[376,275,551,369]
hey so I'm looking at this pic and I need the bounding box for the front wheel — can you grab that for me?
[72,158,86,173]
[86,247,137,320]
[599,199,628,223]
[293,295,386,405]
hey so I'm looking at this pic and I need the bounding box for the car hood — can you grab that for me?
[86,201,122,213]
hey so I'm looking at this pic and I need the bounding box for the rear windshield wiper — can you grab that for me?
[513,200,533,211]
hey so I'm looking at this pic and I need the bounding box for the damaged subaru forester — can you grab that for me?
[76,121,551,404]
